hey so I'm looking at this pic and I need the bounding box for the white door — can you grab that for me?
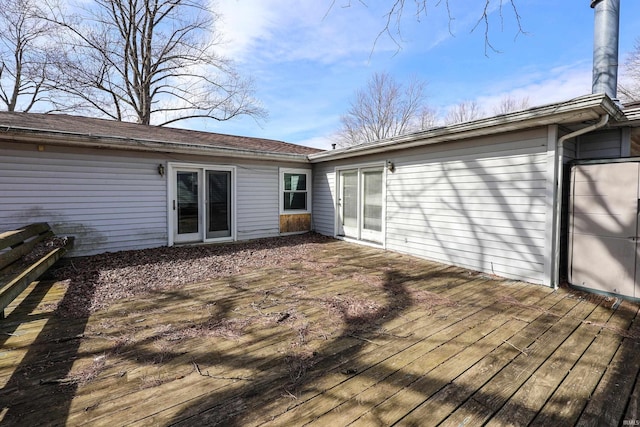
[337,167,384,244]
[172,167,233,244]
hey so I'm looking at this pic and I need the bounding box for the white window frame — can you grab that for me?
[279,167,312,214]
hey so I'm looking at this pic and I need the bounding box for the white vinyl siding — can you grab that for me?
[0,145,309,256]
[386,150,547,284]
[236,165,280,240]
[312,162,336,236]
[312,128,551,284]
[0,147,167,256]
[577,129,626,159]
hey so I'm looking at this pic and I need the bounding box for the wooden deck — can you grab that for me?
[1,238,639,426]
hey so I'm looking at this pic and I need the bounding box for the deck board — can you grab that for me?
[575,303,640,426]
[486,299,616,426]
[0,237,638,426]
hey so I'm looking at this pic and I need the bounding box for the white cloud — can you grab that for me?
[213,0,279,59]
[214,1,413,64]
[490,69,590,107]
[453,63,594,118]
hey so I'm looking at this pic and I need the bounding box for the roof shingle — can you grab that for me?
[0,111,323,156]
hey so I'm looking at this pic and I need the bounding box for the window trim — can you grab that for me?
[279,167,312,214]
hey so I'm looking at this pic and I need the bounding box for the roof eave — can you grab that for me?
[309,93,625,163]
[0,126,311,163]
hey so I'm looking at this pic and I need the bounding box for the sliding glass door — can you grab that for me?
[172,166,233,244]
[337,167,384,244]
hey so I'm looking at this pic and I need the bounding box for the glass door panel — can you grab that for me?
[175,170,202,242]
[207,171,231,238]
[362,170,383,241]
[338,170,359,238]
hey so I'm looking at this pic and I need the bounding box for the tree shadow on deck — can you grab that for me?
[165,270,640,426]
[0,273,97,426]
[1,236,639,426]
[0,233,335,425]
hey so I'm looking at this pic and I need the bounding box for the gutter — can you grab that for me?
[0,125,312,164]
[552,114,610,290]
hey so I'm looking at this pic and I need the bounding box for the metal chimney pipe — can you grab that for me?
[591,0,620,98]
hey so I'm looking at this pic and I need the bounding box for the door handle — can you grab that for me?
[173,200,176,210]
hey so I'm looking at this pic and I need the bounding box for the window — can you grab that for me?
[280,168,311,212]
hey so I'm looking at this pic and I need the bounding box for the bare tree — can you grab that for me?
[619,37,640,104]
[418,105,439,130]
[492,94,530,115]
[0,0,56,112]
[336,72,432,146]
[44,0,265,125]
[444,100,484,124]
[328,0,525,54]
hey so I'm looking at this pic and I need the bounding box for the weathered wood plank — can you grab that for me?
[130,282,495,426]
[279,213,311,233]
[266,283,536,427]
[0,223,50,252]
[576,301,640,427]
[379,286,568,426]
[0,246,70,314]
[66,260,464,424]
[131,277,508,426]
[436,295,594,426]
[486,299,616,426]
[533,333,632,425]
[1,237,638,427]
[0,230,54,271]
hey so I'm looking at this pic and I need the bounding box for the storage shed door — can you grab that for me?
[568,162,639,298]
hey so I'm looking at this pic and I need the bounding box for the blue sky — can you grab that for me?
[189,0,640,149]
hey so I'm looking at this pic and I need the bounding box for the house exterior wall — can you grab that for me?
[0,144,167,256]
[0,142,308,256]
[312,162,336,237]
[236,164,280,240]
[312,127,553,285]
[576,128,629,159]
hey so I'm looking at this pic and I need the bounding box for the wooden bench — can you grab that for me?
[0,223,74,318]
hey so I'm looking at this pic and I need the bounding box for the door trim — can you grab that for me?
[167,162,237,246]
